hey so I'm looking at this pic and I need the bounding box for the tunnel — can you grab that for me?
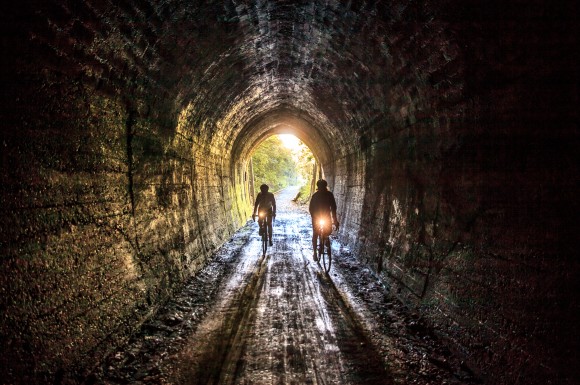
[0,0,578,384]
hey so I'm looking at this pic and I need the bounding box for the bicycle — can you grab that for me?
[315,219,334,274]
[257,211,269,256]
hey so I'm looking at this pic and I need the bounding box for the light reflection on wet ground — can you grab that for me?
[91,187,478,385]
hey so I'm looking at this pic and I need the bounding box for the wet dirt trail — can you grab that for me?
[92,187,479,385]
[164,187,389,385]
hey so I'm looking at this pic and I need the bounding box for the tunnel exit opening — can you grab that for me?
[229,111,337,224]
[249,134,317,203]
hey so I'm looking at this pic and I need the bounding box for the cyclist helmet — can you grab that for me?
[260,184,269,192]
[316,179,328,189]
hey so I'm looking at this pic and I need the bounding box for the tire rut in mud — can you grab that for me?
[170,251,271,385]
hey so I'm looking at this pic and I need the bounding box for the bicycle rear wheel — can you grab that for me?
[261,225,268,256]
[321,236,331,274]
[317,233,324,262]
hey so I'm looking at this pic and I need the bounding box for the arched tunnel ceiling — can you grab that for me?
[8,0,454,167]
[142,0,447,166]
[231,108,335,171]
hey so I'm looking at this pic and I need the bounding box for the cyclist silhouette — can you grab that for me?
[252,184,276,246]
[309,179,339,261]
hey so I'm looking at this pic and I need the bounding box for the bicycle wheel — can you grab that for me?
[317,233,324,261]
[321,236,331,274]
[261,225,268,256]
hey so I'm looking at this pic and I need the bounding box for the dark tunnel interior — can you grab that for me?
[0,0,578,383]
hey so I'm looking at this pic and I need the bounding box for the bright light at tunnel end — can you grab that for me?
[278,134,301,150]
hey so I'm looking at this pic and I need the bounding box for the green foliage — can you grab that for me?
[293,183,313,205]
[251,136,299,195]
[251,135,317,202]
[293,142,315,185]
[290,139,315,204]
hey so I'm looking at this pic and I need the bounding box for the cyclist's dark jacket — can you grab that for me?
[309,189,337,222]
[254,191,276,215]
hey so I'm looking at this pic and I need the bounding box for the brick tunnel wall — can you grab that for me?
[0,2,251,382]
[1,1,578,384]
[334,2,579,384]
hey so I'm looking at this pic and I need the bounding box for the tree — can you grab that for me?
[251,136,298,196]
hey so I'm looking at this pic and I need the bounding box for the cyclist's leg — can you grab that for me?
[311,217,319,260]
[322,214,332,252]
[267,214,273,245]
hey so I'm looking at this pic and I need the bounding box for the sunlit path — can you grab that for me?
[161,187,387,384]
